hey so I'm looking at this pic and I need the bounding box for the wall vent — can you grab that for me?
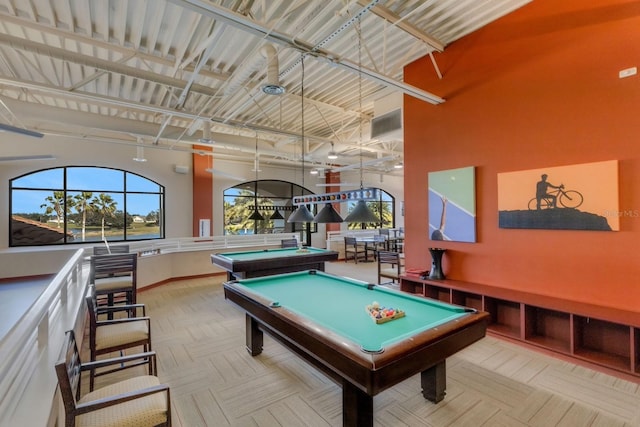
[370,108,402,141]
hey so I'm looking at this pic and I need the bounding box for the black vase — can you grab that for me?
[428,248,446,279]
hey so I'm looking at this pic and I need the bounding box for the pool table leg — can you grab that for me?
[342,380,373,427]
[421,360,446,403]
[245,315,263,356]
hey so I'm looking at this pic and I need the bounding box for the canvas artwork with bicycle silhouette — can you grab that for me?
[497,160,619,231]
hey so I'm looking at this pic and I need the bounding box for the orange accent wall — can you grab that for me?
[192,146,213,237]
[404,0,640,312]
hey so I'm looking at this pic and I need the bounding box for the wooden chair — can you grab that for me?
[93,244,130,255]
[90,252,138,308]
[280,238,298,248]
[378,251,404,284]
[55,330,170,427]
[86,285,153,391]
[370,235,387,260]
[344,237,369,263]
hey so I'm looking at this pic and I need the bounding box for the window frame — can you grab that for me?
[9,166,165,247]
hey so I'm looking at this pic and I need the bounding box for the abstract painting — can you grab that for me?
[428,166,476,242]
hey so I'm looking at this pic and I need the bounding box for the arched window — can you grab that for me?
[10,167,164,246]
[223,179,396,233]
[345,189,396,229]
[223,180,316,235]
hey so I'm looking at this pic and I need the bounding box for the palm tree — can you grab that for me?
[73,191,93,241]
[90,193,117,240]
[40,191,73,228]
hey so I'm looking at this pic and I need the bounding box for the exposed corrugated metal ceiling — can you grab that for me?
[0,0,531,174]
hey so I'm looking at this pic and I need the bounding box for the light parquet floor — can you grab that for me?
[94,262,640,426]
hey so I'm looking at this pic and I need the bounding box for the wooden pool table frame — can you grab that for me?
[211,247,339,280]
[224,278,489,427]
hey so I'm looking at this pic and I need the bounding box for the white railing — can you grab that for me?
[109,233,300,255]
[0,234,300,426]
[326,229,377,252]
[0,248,87,427]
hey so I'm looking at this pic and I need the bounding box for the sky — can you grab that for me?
[11,167,161,216]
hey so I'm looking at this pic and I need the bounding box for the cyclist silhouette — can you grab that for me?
[535,174,561,209]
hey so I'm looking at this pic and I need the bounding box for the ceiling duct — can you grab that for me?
[224,44,283,96]
[261,44,285,95]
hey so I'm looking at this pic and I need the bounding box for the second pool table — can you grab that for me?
[211,246,338,280]
[223,270,489,427]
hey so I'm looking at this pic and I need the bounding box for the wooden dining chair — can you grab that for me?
[344,237,368,263]
[85,285,153,391]
[377,251,404,284]
[90,252,138,309]
[55,330,171,427]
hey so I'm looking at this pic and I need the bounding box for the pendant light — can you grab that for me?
[314,202,344,223]
[249,132,264,221]
[345,17,379,224]
[288,54,315,223]
[269,208,284,220]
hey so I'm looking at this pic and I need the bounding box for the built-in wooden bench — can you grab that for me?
[400,274,640,378]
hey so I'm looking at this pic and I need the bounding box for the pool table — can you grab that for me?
[223,270,489,427]
[211,247,339,280]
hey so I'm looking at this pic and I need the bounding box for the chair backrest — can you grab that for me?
[90,252,137,283]
[93,244,130,255]
[378,251,401,278]
[378,228,390,236]
[373,235,386,243]
[344,236,357,246]
[281,238,298,248]
[85,285,99,347]
[55,330,83,416]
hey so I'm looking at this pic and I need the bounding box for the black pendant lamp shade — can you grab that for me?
[269,209,284,220]
[344,199,379,223]
[248,209,264,221]
[314,203,343,223]
[288,204,314,223]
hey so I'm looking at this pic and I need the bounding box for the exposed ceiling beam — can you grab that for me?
[168,0,444,105]
[357,1,445,52]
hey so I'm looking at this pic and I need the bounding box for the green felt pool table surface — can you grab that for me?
[224,270,489,427]
[211,247,339,279]
[231,270,471,353]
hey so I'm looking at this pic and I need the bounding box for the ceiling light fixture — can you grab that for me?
[198,123,212,144]
[327,142,338,160]
[133,146,147,162]
[344,17,379,224]
[288,55,315,223]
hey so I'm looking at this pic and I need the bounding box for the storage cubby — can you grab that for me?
[424,284,450,303]
[634,328,640,375]
[573,316,631,372]
[484,297,521,339]
[399,274,640,378]
[400,278,423,295]
[451,290,482,311]
[524,306,571,353]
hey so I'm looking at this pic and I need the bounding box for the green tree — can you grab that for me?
[40,191,74,228]
[90,193,117,240]
[73,191,93,241]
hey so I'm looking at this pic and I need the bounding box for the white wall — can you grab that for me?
[1,132,404,255]
[0,133,193,251]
